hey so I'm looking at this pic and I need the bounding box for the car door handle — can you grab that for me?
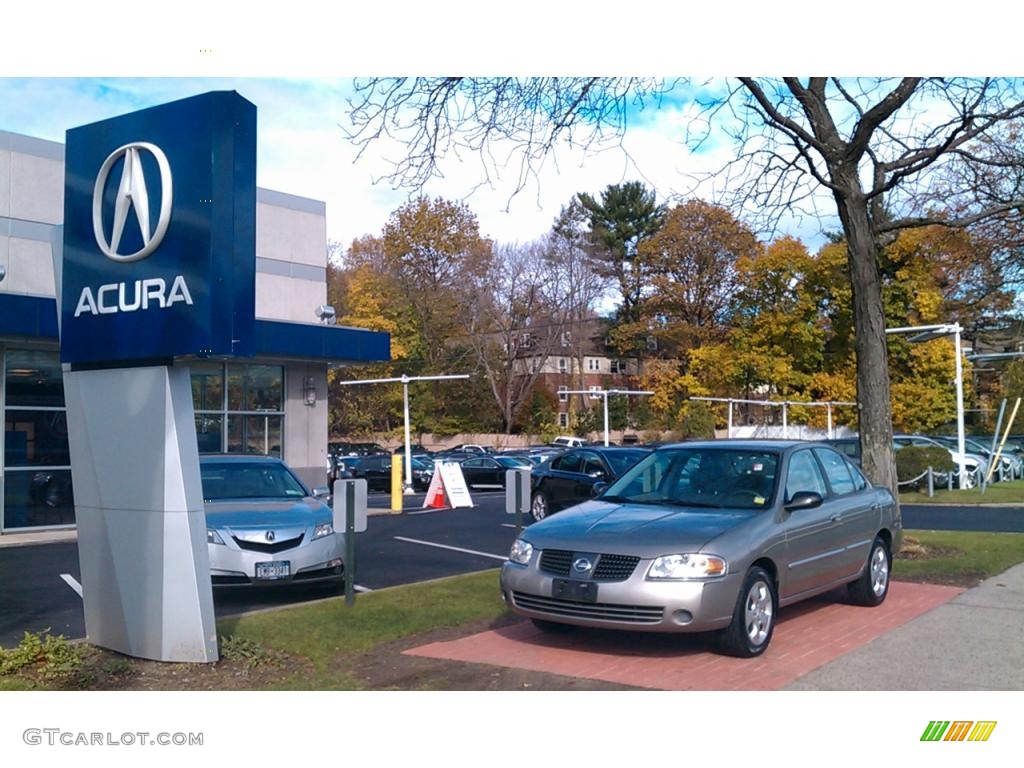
[829,513,841,523]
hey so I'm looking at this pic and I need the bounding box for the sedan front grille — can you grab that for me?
[539,549,573,575]
[592,554,640,581]
[512,592,664,624]
[539,550,640,581]
[232,534,304,554]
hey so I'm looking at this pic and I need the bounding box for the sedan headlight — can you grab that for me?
[508,539,534,565]
[647,554,727,580]
[313,522,334,540]
[207,529,225,546]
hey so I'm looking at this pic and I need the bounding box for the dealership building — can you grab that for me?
[0,122,388,534]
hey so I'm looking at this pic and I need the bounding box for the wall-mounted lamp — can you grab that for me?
[303,377,317,407]
[315,304,337,325]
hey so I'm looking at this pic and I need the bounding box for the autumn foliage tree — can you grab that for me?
[346,77,1024,493]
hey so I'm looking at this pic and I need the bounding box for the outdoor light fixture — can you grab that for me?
[887,322,966,488]
[303,377,317,407]
[315,304,337,325]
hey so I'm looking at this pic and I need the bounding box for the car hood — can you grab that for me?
[524,500,753,556]
[204,499,329,530]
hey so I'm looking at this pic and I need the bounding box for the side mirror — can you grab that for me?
[785,491,823,511]
[312,486,331,500]
[590,481,609,497]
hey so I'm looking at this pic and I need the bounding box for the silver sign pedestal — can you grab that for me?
[63,365,218,663]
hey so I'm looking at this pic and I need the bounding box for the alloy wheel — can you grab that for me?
[744,579,774,647]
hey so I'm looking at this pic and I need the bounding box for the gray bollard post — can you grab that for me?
[927,467,934,497]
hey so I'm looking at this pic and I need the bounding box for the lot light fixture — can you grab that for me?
[335,373,471,493]
[562,388,654,446]
[886,323,966,489]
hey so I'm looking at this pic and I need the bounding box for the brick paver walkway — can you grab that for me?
[406,581,962,689]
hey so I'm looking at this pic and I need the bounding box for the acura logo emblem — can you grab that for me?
[92,142,173,263]
[265,531,276,542]
[573,557,593,574]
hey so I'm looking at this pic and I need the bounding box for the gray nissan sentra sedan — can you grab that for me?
[202,455,345,587]
[500,440,902,657]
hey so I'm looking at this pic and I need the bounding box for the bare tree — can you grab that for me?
[464,239,570,433]
[346,77,1024,492]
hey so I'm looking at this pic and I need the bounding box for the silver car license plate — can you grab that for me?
[255,561,291,580]
[552,578,598,603]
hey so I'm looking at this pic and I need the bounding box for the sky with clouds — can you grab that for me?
[0,3,1013,257]
[0,76,840,253]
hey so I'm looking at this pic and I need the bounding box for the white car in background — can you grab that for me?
[893,434,987,486]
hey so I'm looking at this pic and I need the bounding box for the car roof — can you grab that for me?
[200,454,283,464]
[651,439,814,452]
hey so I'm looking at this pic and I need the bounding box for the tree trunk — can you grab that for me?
[834,186,899,496]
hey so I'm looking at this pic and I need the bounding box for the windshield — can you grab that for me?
[201,462,308,501]
[601,447,779,510]
[604,449,651,476]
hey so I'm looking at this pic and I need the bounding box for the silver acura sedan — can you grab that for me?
[500,440,902,657]
[201,455,344,587]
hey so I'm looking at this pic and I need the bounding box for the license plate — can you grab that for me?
[552,578,598,603]
[255,561,290,580]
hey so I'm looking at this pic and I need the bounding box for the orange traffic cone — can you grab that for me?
[426,487,446,508]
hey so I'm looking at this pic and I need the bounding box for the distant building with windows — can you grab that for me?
[515,316,642,430]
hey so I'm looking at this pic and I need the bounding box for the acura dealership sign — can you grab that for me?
[61,91,256,365]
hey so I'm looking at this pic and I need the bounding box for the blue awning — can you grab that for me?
[251,319,390,364]
[0,294,59,339]
[0,293,389,364]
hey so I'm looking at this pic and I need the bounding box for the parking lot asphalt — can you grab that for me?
[0,491,519,647]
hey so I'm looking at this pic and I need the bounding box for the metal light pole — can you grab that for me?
[886,323,966,489]
[690,397,857,439]
[335,373,470,493]
[563,388,653,446]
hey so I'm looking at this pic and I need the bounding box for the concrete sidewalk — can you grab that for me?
[787,563,1024,690]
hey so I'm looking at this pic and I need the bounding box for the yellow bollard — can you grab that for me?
[390,453,403,513]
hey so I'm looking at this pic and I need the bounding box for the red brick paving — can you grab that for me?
[405,581,963,690]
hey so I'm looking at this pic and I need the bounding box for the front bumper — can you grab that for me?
[209,532,345,587]
[499,557,742,633]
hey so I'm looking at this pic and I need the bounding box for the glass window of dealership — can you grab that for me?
[2,350,289,531]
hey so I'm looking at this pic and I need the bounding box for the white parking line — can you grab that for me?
[354,584,373,593]
[60,573,83,598]
[501,523,518,529]
[393,536,507,561]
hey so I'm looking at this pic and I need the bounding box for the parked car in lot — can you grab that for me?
[457,455,534,489]
[328,440,388,457]
[893,434,986,486]
[448,443,495,454]
[326,454,366,486]
[501,440,901,657]
[529,446,651,520]
[393,443,433,457]
[349,454,433,491]
[931,435,1022,478]
[550,436,589,449]
[201,455,344,588]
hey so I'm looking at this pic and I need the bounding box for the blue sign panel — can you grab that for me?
[61,91,256,365]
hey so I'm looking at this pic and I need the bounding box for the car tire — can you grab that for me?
[531,492,551,522]
[846,536,891,606]
[719,566,776,658]
[531,618,575,633]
